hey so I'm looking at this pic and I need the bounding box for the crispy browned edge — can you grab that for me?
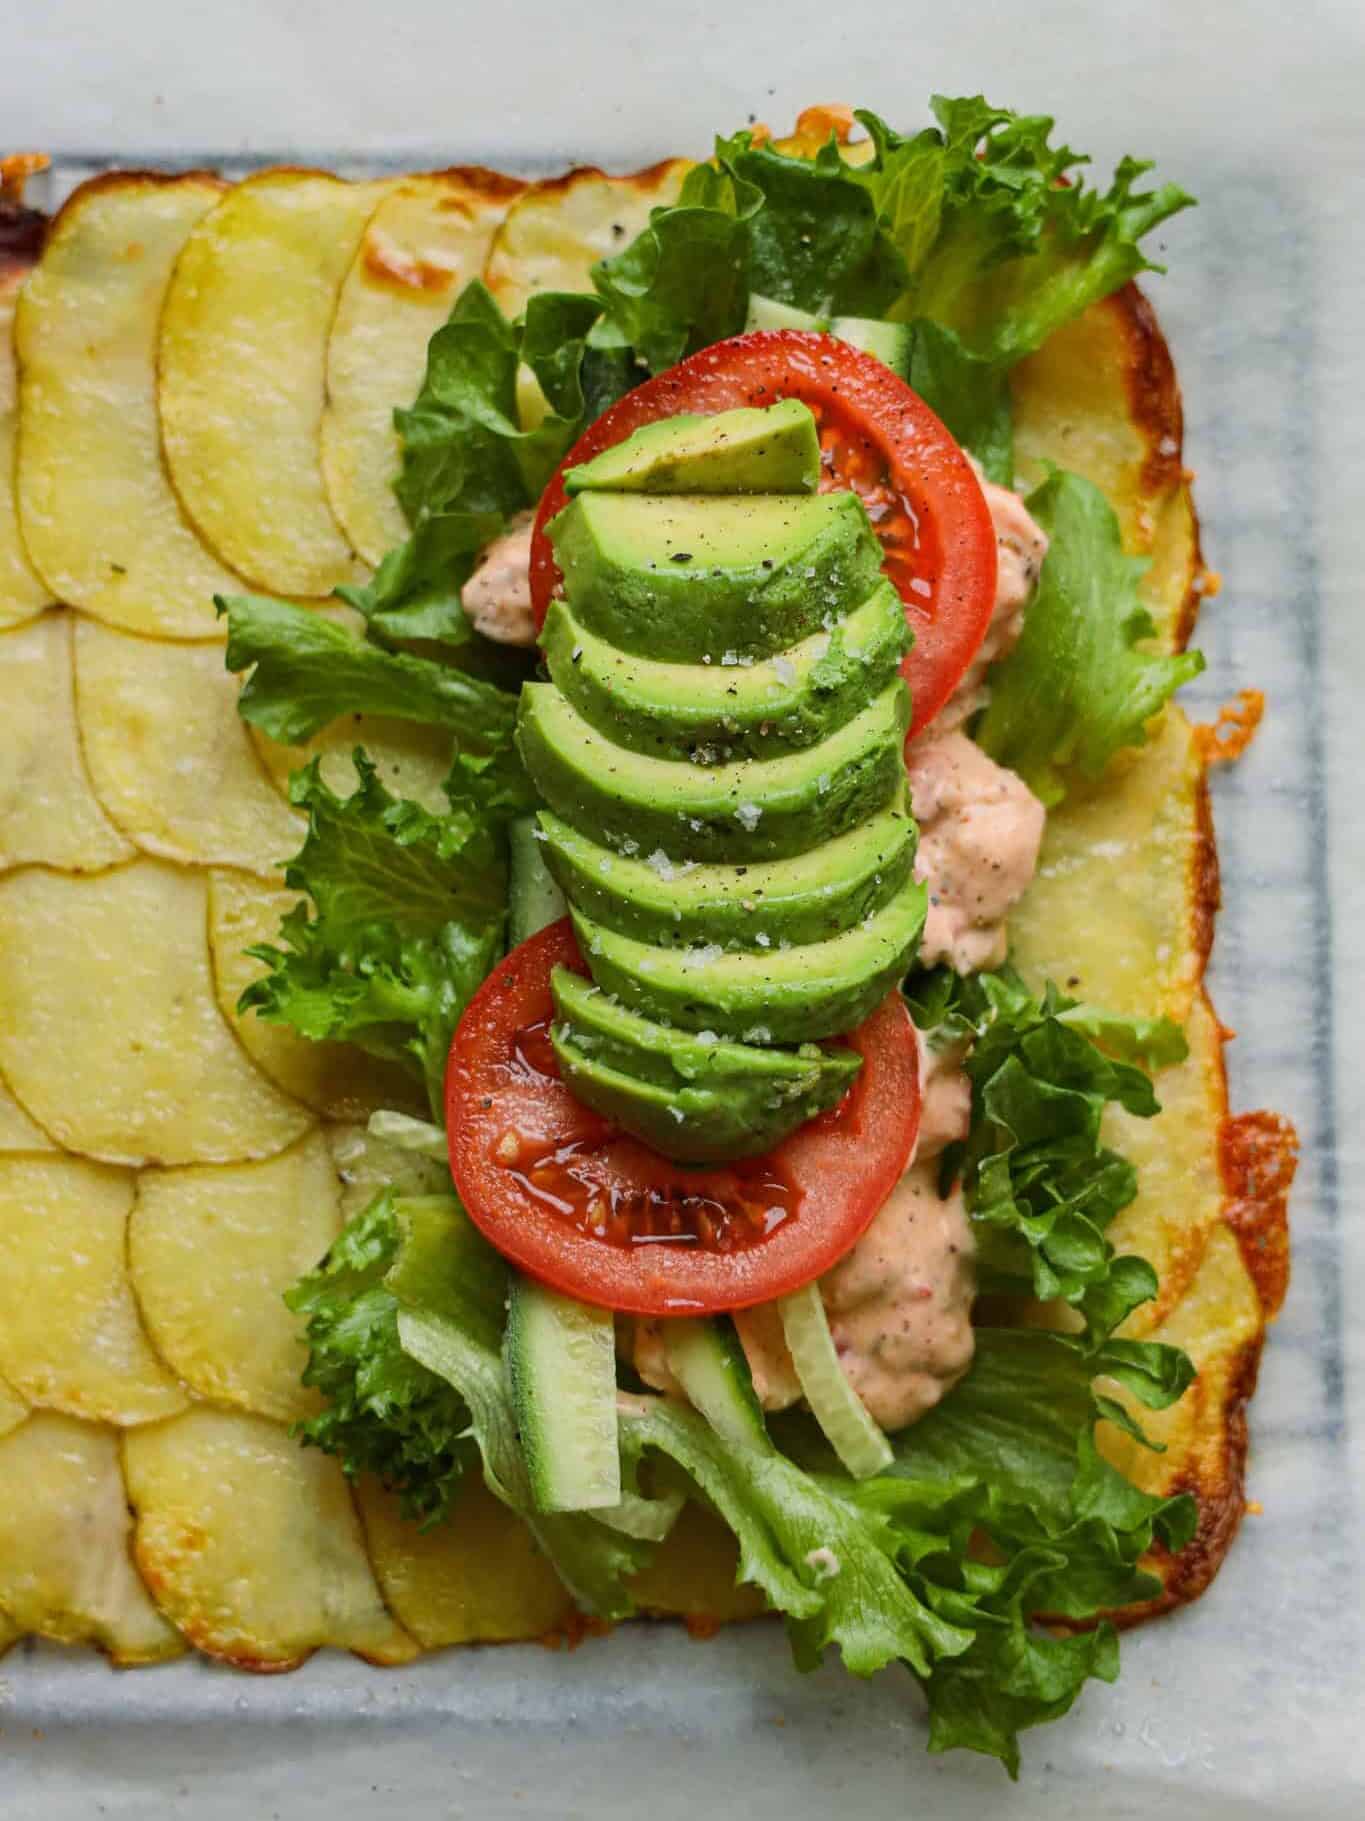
[1071,282,1298,1628]
[0,158,1298,1654]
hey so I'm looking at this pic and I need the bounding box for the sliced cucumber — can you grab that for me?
[663,1318,768,1449]
[508,814,567,946]
[778,1282,892,1479]
[828,315,916,383]
[504,1278,621,1513]
[745,293,827,334]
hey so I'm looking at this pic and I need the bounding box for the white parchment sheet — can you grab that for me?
[1,2,1362,1814]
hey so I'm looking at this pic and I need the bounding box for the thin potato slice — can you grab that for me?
[1102,992,1228,1330]
[357,1474,574,1647]
[0,860,312,1165]
[0,612,134,872]
[208,871,426,1121]
[483,160,690,317]
[0,1412,182,1662]
[1010,706,1210,1024]
[251,715,454,815]
[1,253,49,630]
[0,1372,27,1438]
[0,1155,186,1424]
[322,169,524,564]
[73,618,305,875]
[1012,288,1195,646]
[129,1132,340,1423]
[14,175,244,638]
[123,1407,416,1668]
[0,1068,56,1153]
[159,172,393,595]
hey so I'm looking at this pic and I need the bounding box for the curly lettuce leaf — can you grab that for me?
[217,591,517,750]
[240,753,506,1115]
[975,471,1205,803]
[908,965,1195,1369]
[284,1190,479,1526]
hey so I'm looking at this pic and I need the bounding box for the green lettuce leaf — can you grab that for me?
[239,753,507,1115]
[284,1189,478,1526]
[217,592,518,750]
[975,471,1205,803]
[907,965,1195,1362]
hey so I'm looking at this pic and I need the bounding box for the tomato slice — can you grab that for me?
[446,920,921,1315]
[529,329,998,738]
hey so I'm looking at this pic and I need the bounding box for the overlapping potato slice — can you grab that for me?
[1,249,50,630]
[483,160,689,317]
[208,871,426,1121]
[14,174,244,638]
[0,1154,186,1423]
[123,1407,416,1667]
[322,169,524,564]
[73,618,304,874]
[357,1476,574,1647]
[0,860,312,1165]
[0,611,134,872]
[0,1069,55,1153]
[159,172,392,596]
[0,1372,27,1438]
[0,1413,182,1662]
[129,1132,340,1423]
[1012,287,1198,646]
[1009,706,1212,1025]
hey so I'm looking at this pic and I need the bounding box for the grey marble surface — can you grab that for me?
[1,3,1362,1813]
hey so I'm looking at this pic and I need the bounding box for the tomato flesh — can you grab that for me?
[529,329,998,738]
[446,921,922,1315]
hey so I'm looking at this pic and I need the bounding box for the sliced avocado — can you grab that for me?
[516,678,909,865]
[563,400,821,497]
[541,580,910,761]
[548,967,859,1162]
[537,802,916,950]
[547,489,883,663]
[570,873,928,1043]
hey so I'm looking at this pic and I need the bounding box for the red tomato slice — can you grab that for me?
[446,920,921,1315]
[529,329,998,738]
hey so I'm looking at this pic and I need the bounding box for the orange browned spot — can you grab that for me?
[1113,282,1186,499]
[439,166,528,204]
[362,227,458,293]
[794,103,857,145]
[1,152,48,202]
[0,153,48,279]
[1189,768,1223,982]
[1195,567,1224,598]
[1221,1110,1297,1320]
[539,1611,612,1652]
[684,1613,722,1641]
[1195,689,1265,765]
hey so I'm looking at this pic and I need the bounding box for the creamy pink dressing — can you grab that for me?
[936,466,1048,732]
[915,1024,972,1160]
[462,512,536,645]
[731,1160,976,1431]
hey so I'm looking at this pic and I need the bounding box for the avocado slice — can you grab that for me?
[563,399,821,497]
[570,873,928,1043]
[541,580,911,761]
[548,489,884,663]
[537,803,916,950]
[548,967,860,1162]
[517,678,909,865]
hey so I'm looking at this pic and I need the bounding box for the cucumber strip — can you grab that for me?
[505,1278,621,1513]
[827,315,916,382]
[366,1109,448,1159]
[663,1318,769,1449]
[745,293,827,333]
[508,814,567,947]
[778,1282,892,1480]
